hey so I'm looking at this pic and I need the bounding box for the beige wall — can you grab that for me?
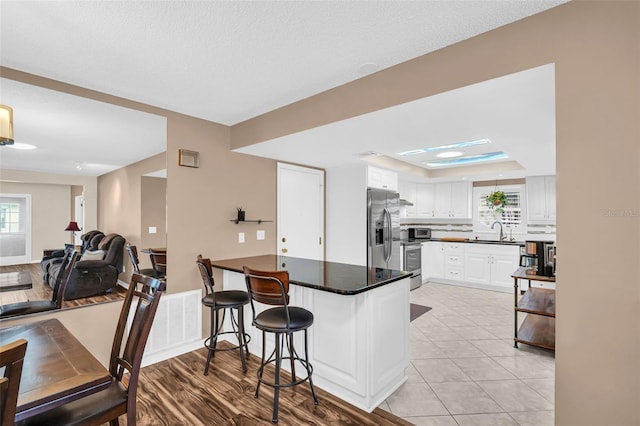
[97,153,166,281]
[140,176,167,258]
[0,169,98,236]
[0,181,70,260]
[0,301,122,367]
[2,2,638,424]
[232,2,640,425]
[165,112,277,295]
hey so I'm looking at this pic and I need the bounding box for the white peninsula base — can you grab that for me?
[221,269,411,413]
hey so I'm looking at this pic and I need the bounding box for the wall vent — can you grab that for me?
[128,289,203,367]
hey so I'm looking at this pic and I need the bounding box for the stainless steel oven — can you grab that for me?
[401,242,422,290]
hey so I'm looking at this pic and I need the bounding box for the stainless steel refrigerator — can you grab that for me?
[367,188,401,270]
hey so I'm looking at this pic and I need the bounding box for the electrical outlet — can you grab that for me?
[257,230,265,240]
[238,232,245,243]
[148,226,157,234]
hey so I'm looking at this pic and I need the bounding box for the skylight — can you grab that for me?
[397,138,491,156]
[423,151,507,167]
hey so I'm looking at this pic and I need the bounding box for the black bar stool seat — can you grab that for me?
[254,306,314,332]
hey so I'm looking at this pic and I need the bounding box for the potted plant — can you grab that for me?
[486,190,508,213]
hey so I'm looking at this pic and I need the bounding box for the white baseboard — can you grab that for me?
[141,339,205,368]
[426,278,512,293]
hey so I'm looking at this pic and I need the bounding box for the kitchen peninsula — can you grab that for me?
[211,255,412,412]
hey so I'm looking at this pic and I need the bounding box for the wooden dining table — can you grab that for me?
[0,318,112,422]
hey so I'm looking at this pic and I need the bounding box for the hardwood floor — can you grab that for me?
[0,262,126,308]
[130,342,412,425]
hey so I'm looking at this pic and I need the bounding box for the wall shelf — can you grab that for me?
[230,219,272,224]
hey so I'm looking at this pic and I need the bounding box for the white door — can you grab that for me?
[277,163,324,260]
[74,195,84,246]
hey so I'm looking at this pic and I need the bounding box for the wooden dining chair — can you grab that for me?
[148,248,166,279]
[1,339,28,426]
[0,251,79,319]
[17,273,166,426]
[125,244,156,278]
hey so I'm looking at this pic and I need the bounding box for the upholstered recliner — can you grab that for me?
[40,230,105,281]
[47,233,126,300]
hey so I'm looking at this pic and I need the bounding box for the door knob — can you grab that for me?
[281,248,288,253]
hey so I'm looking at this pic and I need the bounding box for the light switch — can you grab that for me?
[148,226,157,234]
[238,232,245,243]
[257,230,265,240]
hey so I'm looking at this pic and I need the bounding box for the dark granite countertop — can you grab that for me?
[211,255,412,295]
[414,238,525,246]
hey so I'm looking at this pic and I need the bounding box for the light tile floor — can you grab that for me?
[380,282,555,426]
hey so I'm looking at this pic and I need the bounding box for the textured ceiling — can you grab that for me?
[0,1,567,126]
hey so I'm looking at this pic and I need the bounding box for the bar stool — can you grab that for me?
[243,266,318,423]
[196,255,251,374]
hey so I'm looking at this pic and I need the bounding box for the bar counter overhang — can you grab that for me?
[211,254,412,413]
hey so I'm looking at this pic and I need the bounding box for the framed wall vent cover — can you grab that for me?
[178,149,199,168]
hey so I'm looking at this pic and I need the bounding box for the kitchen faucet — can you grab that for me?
[491,221,506,241]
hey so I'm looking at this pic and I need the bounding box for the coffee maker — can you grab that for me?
[523,240,556,277]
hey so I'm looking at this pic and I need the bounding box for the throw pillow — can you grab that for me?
[80,249,105,261]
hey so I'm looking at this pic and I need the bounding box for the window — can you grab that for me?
[474,185,525,231]
[0,194,30,263]
[0,202,21,233]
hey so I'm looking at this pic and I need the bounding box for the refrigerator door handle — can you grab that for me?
[384,207,392,263]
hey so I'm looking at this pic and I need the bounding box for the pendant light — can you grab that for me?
[0,104,15,146]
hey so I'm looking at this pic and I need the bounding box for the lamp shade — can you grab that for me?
[64,221,81,232]
[0,105,14,146]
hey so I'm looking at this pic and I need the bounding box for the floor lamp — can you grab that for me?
[64,221,81,245]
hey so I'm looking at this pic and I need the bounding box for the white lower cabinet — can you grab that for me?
[421,242,444,282]
[444,243,465,281]
[422,241,520,292]
[464,244,520,290]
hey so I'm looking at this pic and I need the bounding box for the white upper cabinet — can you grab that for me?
[416,183,435,218]
[398,181,417,217]
[435,182,471,218]
[398,180,470,219]
[450,182,471,218]
[367,166,398,191]
[526,175,556,224]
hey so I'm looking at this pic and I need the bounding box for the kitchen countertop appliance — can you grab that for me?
[367,188,400,270]
[401,241,422,290]
[524,240,556,277]
[408,227,431,241]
